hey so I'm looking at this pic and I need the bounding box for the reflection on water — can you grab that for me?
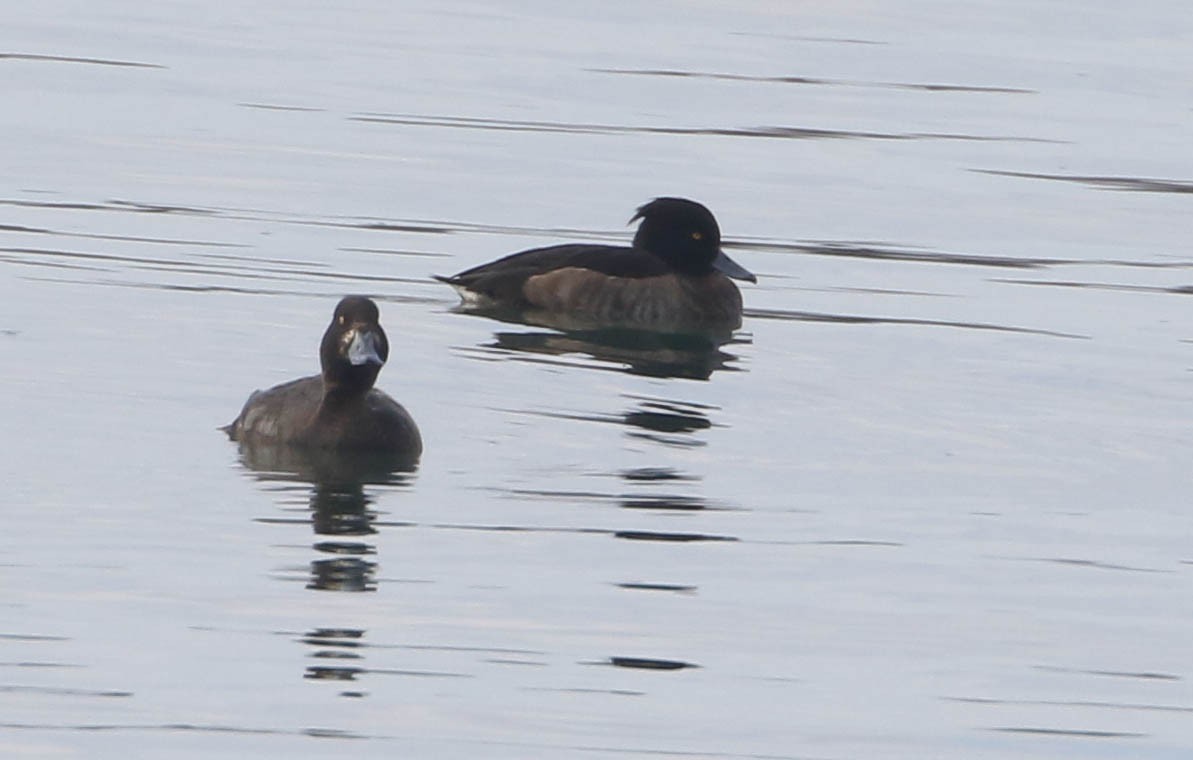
[607,656,699,671]
[302,628,367,692]
[613,530,738,543]
[620,466,697,482]
[616,582,697,593]
[237,444,415,593]
[498,394,719,450]
[487,329,742,380]
[235,443,417,486]
[452,305,747,380]
[308,554,376,593]
[623,399,714,433]
[234,446,418,693]
[619,495,709,511]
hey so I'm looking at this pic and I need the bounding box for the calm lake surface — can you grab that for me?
[3,1,1192,758]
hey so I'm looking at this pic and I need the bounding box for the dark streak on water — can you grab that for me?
[299,633,543,657]
[614,531,738,543]
[0,197,450,236]
[0,198,214,214]
[590,68,1036,94]
[728,238,1193,270]
[238,102,327,113]
[975,169,1193,194]
[619,496,723,512]
[2,246,434,292]
[1027,557,1168,574]
[0,685,132,698]
[729,31,889,45]
[728,239,1060,268]
[0,223,245,248]
[524,687,646,696]
[428,523,739,543]
[339,247,451,258]
[496,401,716,435]
[1034,665,1181,681]
[608,657,698,671]
[304,666,363,681]
[312,541,375,555]
[0,633,69,642]
[951,696,1193,713]
[497,489,730,512]
[24,276,444,303]
[805,540,902,547]
[0,52,165,68]
[352,113,1055,144]
[616,583,697,594]
[995,278,1193,297]
[745,307,1085,339]
[0,722,365,739]
[619,467,697,482]
[988,727,1145,739]
[310,667,471,679]
[0,723,828,758]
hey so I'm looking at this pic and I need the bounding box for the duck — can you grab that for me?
[223,295,422,456]
[436,197,755,331]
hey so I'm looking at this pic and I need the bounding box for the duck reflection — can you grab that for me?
[235,443,416,592]
[302,628,368,695]
[621,396,715,446]
[236,443,418,484]
[459,305,747,380]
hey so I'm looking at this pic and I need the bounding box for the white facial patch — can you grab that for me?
[347,330,384,366]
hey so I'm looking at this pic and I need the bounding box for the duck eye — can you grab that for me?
[691,231,703,241]
[337,315,346,325]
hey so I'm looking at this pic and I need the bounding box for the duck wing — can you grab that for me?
[435,244,669,305]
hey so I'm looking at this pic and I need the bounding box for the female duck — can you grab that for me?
[224,296,422,456]
[437,197,755,331]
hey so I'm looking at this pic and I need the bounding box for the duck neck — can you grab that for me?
[319,366,377,411]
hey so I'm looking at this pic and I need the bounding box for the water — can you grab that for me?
[3,1,1192,757]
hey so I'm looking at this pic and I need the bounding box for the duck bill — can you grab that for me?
[713,250,756,283]
[346,328,385,366]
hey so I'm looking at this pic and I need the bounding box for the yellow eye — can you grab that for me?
[691,231,703,241]
[337,315,346,325]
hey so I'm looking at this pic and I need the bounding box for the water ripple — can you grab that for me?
[591,68,1036,94]
[975,169,1193,194]
[0,684,131,698]
[745,307,1085,339]
[0,52,164,68]
[1034,665,1181,681]
[988,727,1145,738]
[353,112,1055,144]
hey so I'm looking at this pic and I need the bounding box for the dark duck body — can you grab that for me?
[436,198,755,331]
[223,296,422,456]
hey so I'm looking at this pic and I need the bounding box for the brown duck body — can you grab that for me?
[519,265,744,330]
[225,375,422,454]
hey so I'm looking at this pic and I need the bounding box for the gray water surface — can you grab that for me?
[3,1,1193,758]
